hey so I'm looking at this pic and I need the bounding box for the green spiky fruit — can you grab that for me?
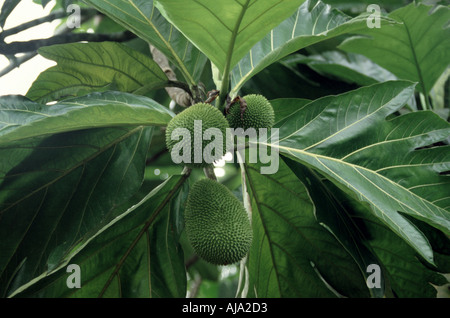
[165,103,230,168]
[227,94,275,131]
[184,178,253,265]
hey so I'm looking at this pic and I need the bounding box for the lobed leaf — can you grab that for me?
[0,91,173,296]
[264,80,450,263]
[230,0,399,95]
[244,158,371,297]
[332,186,450,298]
[339,3,450,105]
[155,0,305,75]
[8,174,190,297]
[0,126,154,297]
[26,42,169,104]
[283,157,386,297]
[83,0,207,85]
[0,91,174,145]
[294,51,397,87]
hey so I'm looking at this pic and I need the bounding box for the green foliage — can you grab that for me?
[339,3,450,109]
[83,0,207,86]
[0,0,449,299]
[27,42,170,103]
[155,0,306,75]
[184,178,252,266]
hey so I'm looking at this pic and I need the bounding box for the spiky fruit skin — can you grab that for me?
[165,103,230,168]
[184,179,253,265]
[227,94,275,131]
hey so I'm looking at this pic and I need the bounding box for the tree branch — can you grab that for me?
[0,52,36,77]
[0,30,136,55]
[0,8,97,41]
[0,7,98,77]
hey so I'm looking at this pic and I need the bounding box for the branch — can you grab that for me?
[0,7,99,77]
[0,52,36,77]
[0,31,136,55]
[0,8,97,40]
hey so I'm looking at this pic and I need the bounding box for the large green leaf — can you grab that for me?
[364,218,450,298]
[291,50,418,109]
[339,3,450,108]
[244,158,371,297]
[271,98,312,125]
[9,174,190,298]
[0,126,154,297]
[155,0,305,77]
[0,91,174,296]
[264,80,450,264]
[26,42,169,104]
[83,0,207,86]
[0,91,173,145]
[330,184,450,298]
[282,157,386,297]
[230,0,399,96]
[321,0,413,13]
[294,51,397,87]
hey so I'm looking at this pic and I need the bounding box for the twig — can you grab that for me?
[0,52,36,77]
[0,7,98,77]
[0,8,97,40]
[0,31,136,54]
[203,165,217,181]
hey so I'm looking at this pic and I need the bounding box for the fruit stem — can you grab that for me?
[217,74,229,112]
[203,165,217,181]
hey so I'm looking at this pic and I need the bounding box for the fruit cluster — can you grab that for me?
[165,94,274,265]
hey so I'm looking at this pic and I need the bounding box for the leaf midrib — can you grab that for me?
[400,15,429,106]
[230,2,369,95]
[340,128,450,162]
[278,87,393,146]
[218,0,251,107]
[97,173,189,297]
[131,0,196,85]
[276,144,449,222]
[0,127,145,288]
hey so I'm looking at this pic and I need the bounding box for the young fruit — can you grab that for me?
[184,178,253,265]
[226,94,275,131]
[165,103,230,168]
